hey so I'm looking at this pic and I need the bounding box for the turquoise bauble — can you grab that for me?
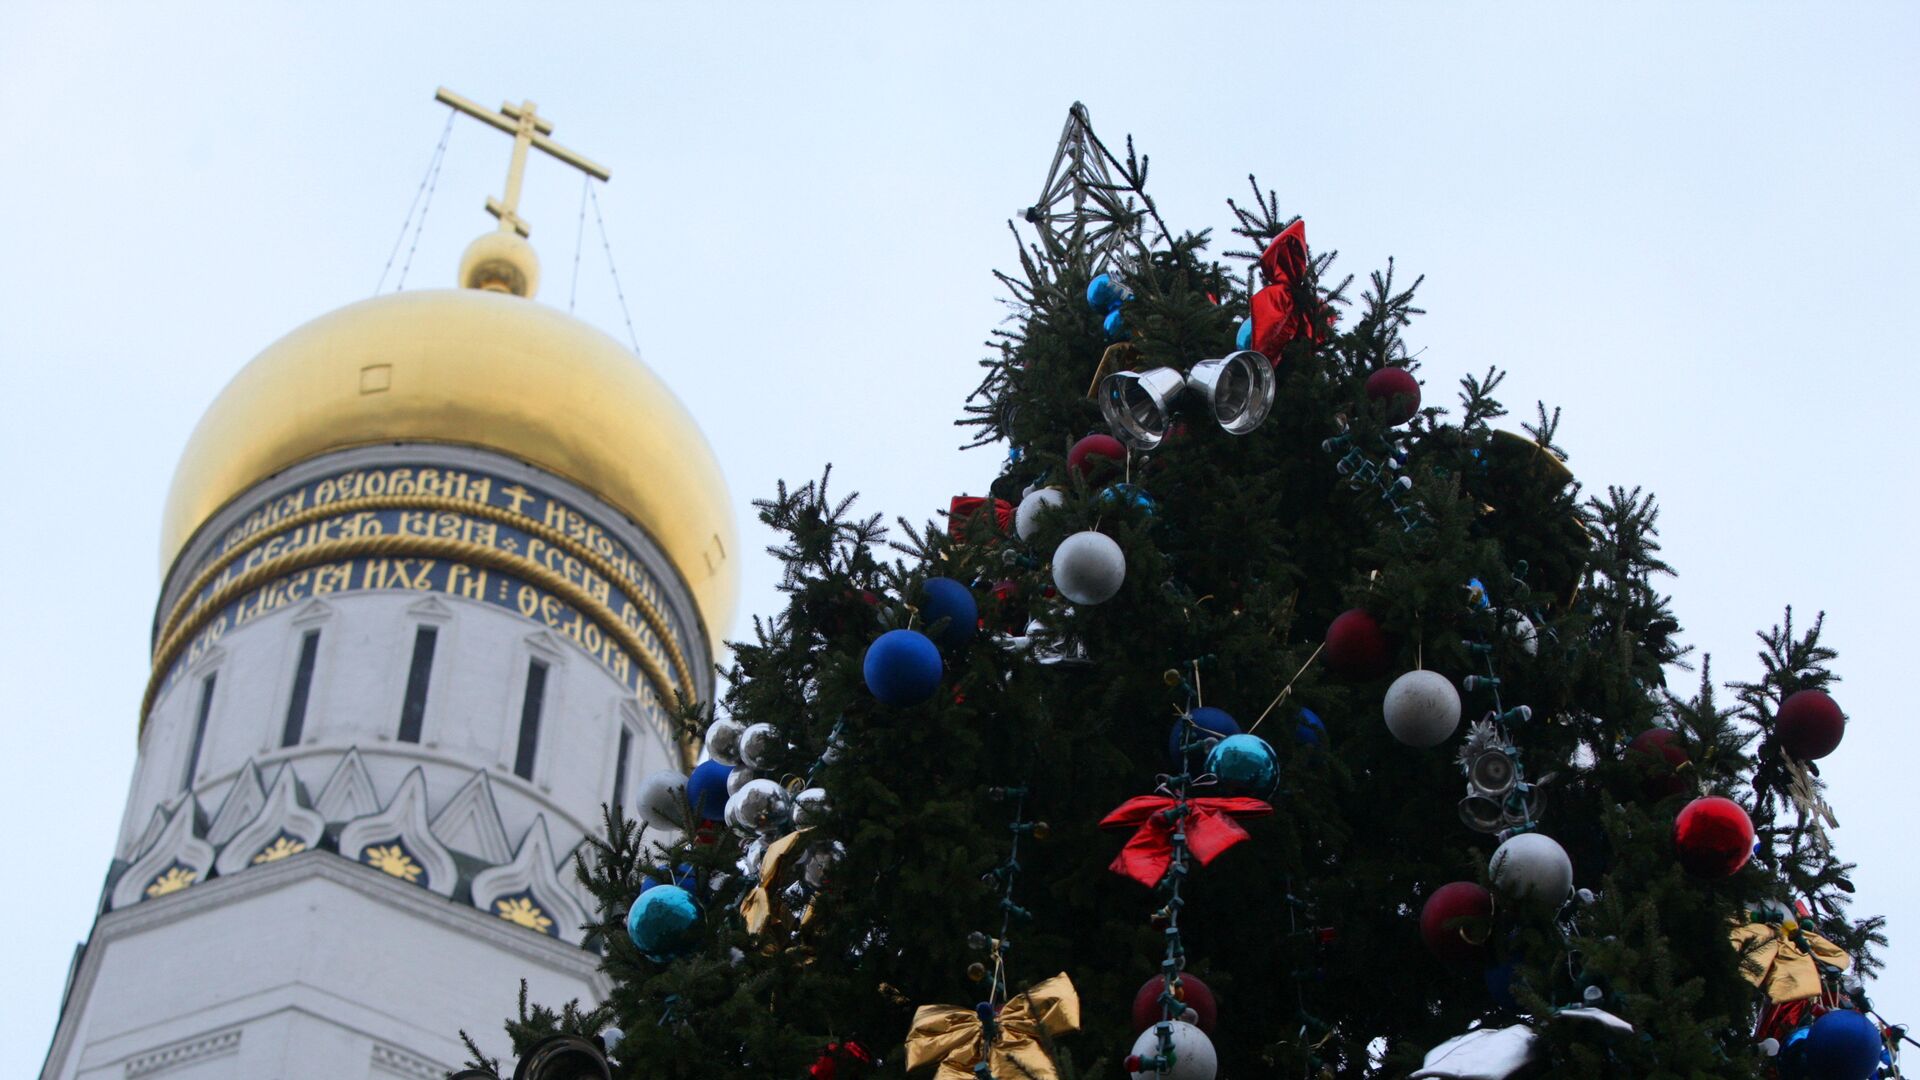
[1205,733,1279,796]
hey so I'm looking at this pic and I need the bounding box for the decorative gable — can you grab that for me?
[314,748,380,822]
[470,815,589,944]
[111,796,215,910]
[214,764,326,877]
[430,770,513,864]
[337,768,458,897]
[205,759,267,847]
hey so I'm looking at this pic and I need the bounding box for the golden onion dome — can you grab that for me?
[159,283,737,650]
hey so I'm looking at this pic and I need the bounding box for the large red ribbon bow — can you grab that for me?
[1098,795,1273,887]
[948,496,1013,542]
[1250,219,1330,358]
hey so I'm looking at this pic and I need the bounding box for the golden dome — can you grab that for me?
[159,287,737,649]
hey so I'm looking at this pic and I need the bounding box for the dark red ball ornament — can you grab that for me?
[1130,972,1217,1034]
[1673,796,1755,879]
[1626,728,1692,800]
[1365,367,1422,425]
[1419,882,1495,964]
[1324,608,1391,680]
[1068,434,1127,478]
[1777,689,1846,761]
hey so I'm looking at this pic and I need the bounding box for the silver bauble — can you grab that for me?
[738,722,783,770]
[1383,669,1463,747]
[1128,1020,1217,1080]
[731,777,793,833]
[727,764,758,796]
[1015,487,1066,542]
[1052,530,1127,605]
[704,717,746,766]
[1489,832,1573,905]
[633,769,688,832]
[792,786,831,828]
[803,840,844,887]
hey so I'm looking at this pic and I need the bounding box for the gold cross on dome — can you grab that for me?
[434,87,611,238]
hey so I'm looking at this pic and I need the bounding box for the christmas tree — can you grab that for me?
[456,105,1900,1080]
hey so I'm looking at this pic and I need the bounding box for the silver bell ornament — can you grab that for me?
[1052,530,1126,605]
[1503,609,1538,657]
[792,786,831,828]
[1015,487,1066,542]
[1127,1019,1218,1080]
[728,777,793,834]
[1383,669,1462,747]
[704,717,745,766]
[1488,831,1573,905]
[738,722,784,770]
[633,769,688,832]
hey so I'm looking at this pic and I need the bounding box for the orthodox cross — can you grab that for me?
[434,87,611,237]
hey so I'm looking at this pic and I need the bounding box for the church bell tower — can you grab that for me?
[41,90,736,1079]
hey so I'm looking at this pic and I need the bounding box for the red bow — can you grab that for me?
[810,1040,874,1079]
[1250,219,1330,357]
[1098,795,1272,887]
[949,496,1013,542]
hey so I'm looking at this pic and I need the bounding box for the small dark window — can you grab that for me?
[397,627,438,743]
[612,726,633,812]
[513,660,549,780]
[281,631,321,747]
[183,674,217,791]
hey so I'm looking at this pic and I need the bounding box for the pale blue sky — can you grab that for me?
[3,3,1916,1073]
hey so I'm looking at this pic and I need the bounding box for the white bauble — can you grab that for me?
[634,770,688,832]
[1489,832,1574,905]
[704,717,745,765]
[1128,1020,1217,1080]
[729,777,793,833]
[738,721,783,769]
[727,764,758,796]
[1052,530,1127,605]
[1383,670,1463,747]
[1503,609,1538,657]
[1016,487,1067,542]
[792,787,831,828]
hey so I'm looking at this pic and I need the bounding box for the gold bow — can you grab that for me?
[1731,920,1851,1003]
[905,973,1081,1079]
[741,829,813,937]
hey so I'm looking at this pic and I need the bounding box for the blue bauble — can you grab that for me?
[1235,318,1254,351]
[1103,307,1129,340]
[1098,483,1156,518]
[639,864,696,894]
[686,760,733,821]
[1483,961,1518,1008]
[626,884,701,962]
[1169,706,1241,761]
[1205,733,1280,796]
[1803,1010,1883,1079]
[1086,273,1130,312]
[863,629,944,707]
[921,577,978,647]
[1294,707,1327,747]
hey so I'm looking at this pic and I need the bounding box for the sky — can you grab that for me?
[2,3,1916,1074]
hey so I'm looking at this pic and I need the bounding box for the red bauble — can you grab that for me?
[1626,728,1692,800]
[1419,882,1494,964]
[1777,689,1846,761]
[1324,608,1391,680]
[1068,434,1127,478]
[1673,796,1756,878]
[1129,972,1218,1035]
[809,1040,874,1080]
[1365,368,1422,425]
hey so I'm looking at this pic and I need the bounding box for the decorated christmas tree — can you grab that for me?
[456,105,1902,1080]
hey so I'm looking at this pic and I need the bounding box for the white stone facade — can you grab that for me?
[42,444,712,1079]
